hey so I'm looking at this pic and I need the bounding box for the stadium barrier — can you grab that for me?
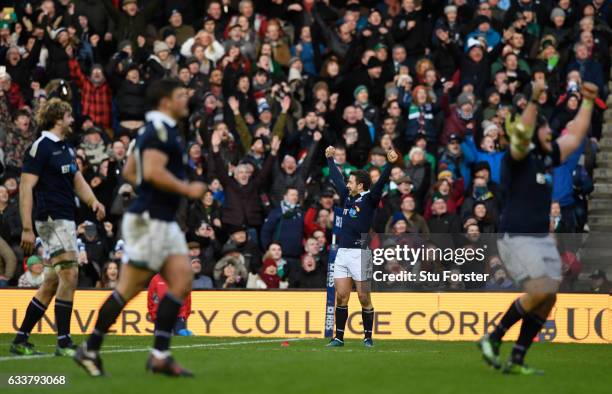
[0,290,610,343]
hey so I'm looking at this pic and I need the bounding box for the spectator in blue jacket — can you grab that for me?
[552,138,586,232]
[461,121,506,184]
[261,187,304,260]
[465,16,501,51]
[439,133,472,186]
[291,25,325,76]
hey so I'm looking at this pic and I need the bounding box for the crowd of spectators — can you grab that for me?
[0,0,609,292]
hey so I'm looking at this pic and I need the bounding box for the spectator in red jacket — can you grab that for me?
[67,48,112,133]
[423,172,465,220]
[147,274,193,336]
[0,70,25,112]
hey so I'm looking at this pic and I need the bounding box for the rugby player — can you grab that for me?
[74,79,205,377]
[325,145,398,347]
[11,98,105,356]
[478,81,598,374]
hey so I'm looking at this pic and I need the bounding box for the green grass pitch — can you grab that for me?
[0,334,610,394]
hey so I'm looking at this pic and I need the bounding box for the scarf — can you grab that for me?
[23,271,44,287]
[456,107,473,121]
[260,259,281,288]
[281,201,300,218]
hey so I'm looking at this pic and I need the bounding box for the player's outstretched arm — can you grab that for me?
[74,172,106,221]
[142,149,205,200]
[325,146,349,201]
[556,82,598,163]
[370,149,398,203]
[506,81,545,161]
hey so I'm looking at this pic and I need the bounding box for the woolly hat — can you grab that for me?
[257,99,271,115]
[354,85,368,98]
[117,40,132,51]
[466,37,484,52]
[482,121,499,137]
[437,170,453,180]
[50,27,67,40]
[457,92,473,107]
[366,57,383,69]
[390,212,408,226]
[27,255,43,268]
[550,8,565,21]
[153,40,170,55]
[444,5,457,15]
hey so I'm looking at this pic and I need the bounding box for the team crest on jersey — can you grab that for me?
[347,206,360,218]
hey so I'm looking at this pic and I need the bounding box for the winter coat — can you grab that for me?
[461,135,505,184]
[115,80,147,121]
[269,140,318,206]
[260,205,305,258]
[102,0,160,43]
[406,103,438,145]
[211,150,276,228]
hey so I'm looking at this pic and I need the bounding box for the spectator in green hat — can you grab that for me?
[18,255,45,288]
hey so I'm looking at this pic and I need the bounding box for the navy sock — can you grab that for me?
[153,292,183,352]
[511,313,546,365]
[87,291,126,352]
[335,306,348,341]
[362,308,374,339]
[14,297,47,344]
[490,298,526,343]
[55,299,74,348]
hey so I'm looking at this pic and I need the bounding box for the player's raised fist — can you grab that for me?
[387,149,399,163]
[580,82,598,101]
[325,146,335,158]
[186,182,206,200]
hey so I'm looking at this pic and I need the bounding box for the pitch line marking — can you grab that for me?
[0,338,312,363]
